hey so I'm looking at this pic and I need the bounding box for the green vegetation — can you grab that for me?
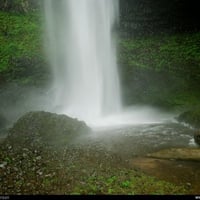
[119,33,200,110]
[0,11,47,85]
[0,11,41,71]
[1,10,200,109]
[72,170,187,195]
[120,33,200,72]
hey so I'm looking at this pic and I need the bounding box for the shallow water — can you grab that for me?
[81,122,196,158]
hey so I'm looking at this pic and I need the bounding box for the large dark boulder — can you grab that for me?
[7,111,91,147]
[177,110,200,129]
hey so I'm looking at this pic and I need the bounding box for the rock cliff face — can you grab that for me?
[119,0,200,37]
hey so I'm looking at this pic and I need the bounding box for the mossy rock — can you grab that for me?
[177,110,200,129]
[7,111,91,147]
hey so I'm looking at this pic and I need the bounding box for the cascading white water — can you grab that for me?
[44,0,122,124]
[44,0,174,128]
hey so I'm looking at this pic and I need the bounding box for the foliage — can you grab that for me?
[0,11,47,85]
[119,32,200,109]
[1,7,200,109]
[72,170,187,195]
[119,32,200,78]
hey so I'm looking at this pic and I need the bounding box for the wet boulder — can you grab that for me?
[7,111,91,147]
[177,110,200,128]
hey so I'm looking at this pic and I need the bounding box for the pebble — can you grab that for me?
[36,156,42,160]
[37,170,43,176]
[8,146,12,150]
[186,182,192,188]
[0,161,7,168]
[13,167,19,171]
[23,148,29,152]
[23,153,27,157]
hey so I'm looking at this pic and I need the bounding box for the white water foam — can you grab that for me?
[44,0,174,128]
[44,0,121,124]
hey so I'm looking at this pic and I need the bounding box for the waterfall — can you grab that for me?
[44,0,122,124]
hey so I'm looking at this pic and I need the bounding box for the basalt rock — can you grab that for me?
[177,110,200,129]
[7,111,91,147]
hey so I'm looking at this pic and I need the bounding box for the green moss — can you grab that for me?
[0,11,42,69]
[119,32,200,109]
[71,169,187,195]
[0,11,47,85]
[7,111,91,147]
[120,33,200,73]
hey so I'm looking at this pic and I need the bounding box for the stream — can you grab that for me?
[82,122,196,158]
